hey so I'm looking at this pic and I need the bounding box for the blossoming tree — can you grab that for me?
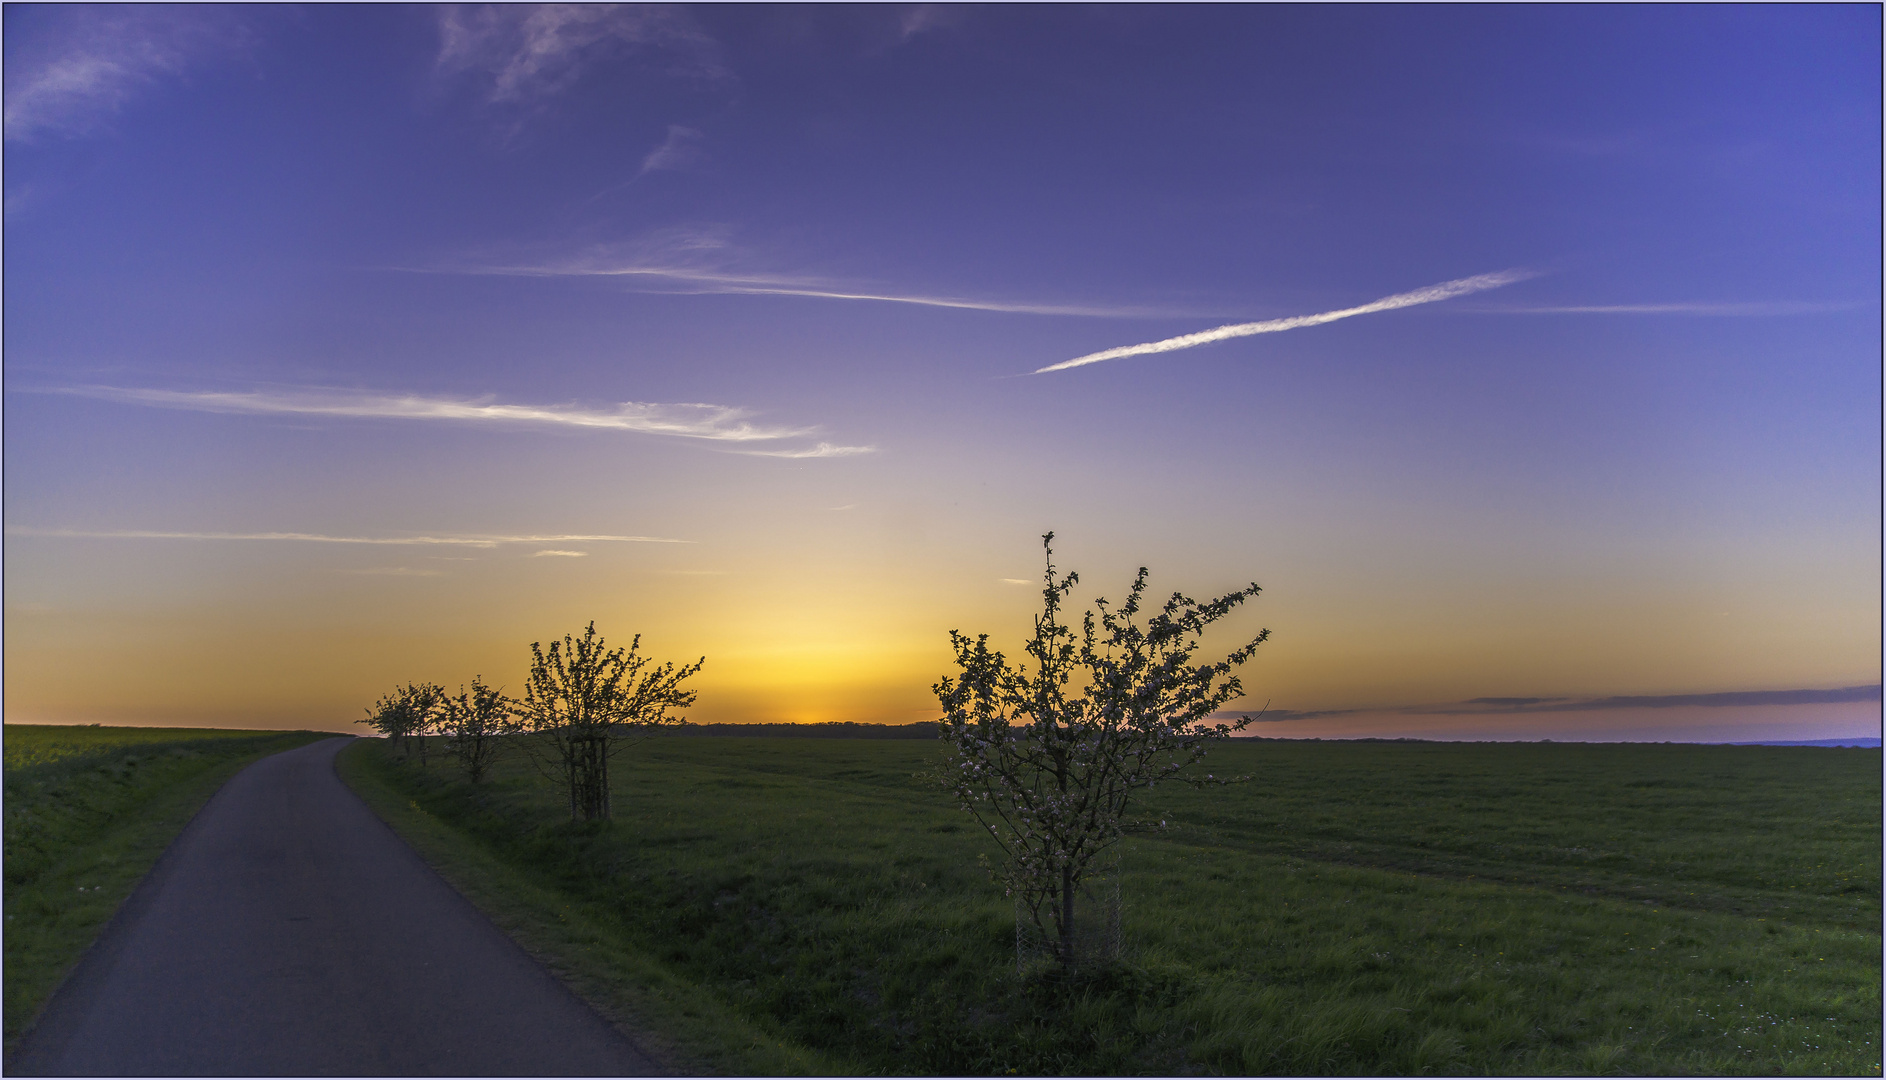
[439,677,517,784]
[519,622,704,823]
[935,534,1269,965]
[360,681,445,763]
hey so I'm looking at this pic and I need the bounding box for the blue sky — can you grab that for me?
[4,5,1879,737]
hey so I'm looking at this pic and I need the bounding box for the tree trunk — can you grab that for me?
[566,753,579,822]
[599,739,611,820]
[1060,863,1076,961]
[571,734,610,822]
[1054,744,1074,961]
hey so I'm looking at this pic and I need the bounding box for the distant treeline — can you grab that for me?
[666,721,940,739]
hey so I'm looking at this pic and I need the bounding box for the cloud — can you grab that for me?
[437,5,726,103]
[531,549,588,557]
[1228,684,1882,722]
[4,7,249,141]
[999,578,1033,585]
[432,259,1174,318]
[1465,696,1570,707]
[1462,301,1866,316]
[1505,686,1883,713]
[1035,269,1538,373]
[732,442,876,459]
[8,529,688,547]
[415,224,1192,317]
[640,124,704,174]
[1233,707,1364,723]
[898,5,969,42]
[39,385,820,444]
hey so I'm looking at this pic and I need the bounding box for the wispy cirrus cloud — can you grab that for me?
[34,385,867,452]
[415,224,1185,317]
[433,259,1178,318]
[898,5,968,42]
[4,6,251,142]
[733,442,876,459]
[8,528,689,548]
[531,549,588,557]
[640,124,705,174]
[1459,301,1867,316]
[1036,269,1538,373]
[436,4,727,104]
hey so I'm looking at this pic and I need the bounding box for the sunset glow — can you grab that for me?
[5,6,1878,741]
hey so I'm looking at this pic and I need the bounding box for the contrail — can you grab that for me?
[6,528,691,547]
[1035,269,1536,374]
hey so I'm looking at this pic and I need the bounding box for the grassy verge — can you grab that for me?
[3,725,336,1053]
[341,735,1881,1076]
[336,738,844,1077]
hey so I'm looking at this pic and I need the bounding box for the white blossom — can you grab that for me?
[934,534,1268,963]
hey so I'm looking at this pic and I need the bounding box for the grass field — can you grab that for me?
[344,735,1880,1075]
[3,724,336,1053]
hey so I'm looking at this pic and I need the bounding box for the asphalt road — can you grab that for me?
[12,737,663,1077]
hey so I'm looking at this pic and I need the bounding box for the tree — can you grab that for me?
[518,622,704,822]
[359,682,445,762]
[439,677,518,784]
[935,533,1269,966]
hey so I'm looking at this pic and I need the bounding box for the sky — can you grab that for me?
[4,5,1880,741]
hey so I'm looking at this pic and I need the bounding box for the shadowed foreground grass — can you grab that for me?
[342,735,1880,1076]
[3,724,335,1055]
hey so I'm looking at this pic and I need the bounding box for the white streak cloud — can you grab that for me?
[531,549,588,557]
[1036,269,1538,373]
[416,225,1182,318]
[435,261,1172,317]
[43,386,817,443]
[1464,301,1864,316]
[732,442,877,459]
[9,529,689,548]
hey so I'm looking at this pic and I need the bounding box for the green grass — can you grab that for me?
[342,735,1881,1076]
[3,724,336,1053]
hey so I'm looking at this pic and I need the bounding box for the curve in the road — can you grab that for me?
[10,736,663,1077]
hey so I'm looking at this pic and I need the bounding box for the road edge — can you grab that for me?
[333,739,845,1077]
[5,732,345,1071]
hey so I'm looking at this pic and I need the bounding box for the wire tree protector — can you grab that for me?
[935,534,1270,966]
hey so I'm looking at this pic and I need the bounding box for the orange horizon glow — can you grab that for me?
[4,8,1876,751]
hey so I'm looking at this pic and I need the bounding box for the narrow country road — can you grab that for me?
[11,737,662,1077]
